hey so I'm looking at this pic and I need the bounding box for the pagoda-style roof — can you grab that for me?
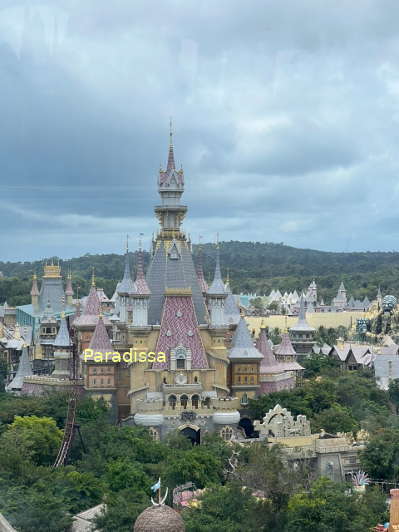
[274,333,297,357]
[152,294,208,369]
[229,318,263,360]
[290,296,315,332]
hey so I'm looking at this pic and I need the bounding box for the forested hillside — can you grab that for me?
[1,241,399,306]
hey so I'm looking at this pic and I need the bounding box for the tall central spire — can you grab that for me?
[167,118,175,171]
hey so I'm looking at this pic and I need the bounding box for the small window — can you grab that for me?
[177,358,185,369]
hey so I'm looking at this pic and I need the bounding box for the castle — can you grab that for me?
[7,129,302,441]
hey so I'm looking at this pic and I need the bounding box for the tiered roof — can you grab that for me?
[290,296,315,332]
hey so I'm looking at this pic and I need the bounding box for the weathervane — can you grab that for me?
[150,477,168,506]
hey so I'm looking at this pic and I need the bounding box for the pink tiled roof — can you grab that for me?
[134,250,151,295]
[256,328,283,374]
[153,295,208,369]
[88,315,113,353]
[73,286,109,327]
[274,333,297,357]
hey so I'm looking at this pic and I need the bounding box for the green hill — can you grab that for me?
[1,241,398,306]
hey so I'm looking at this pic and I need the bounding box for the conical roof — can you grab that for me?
[53,315,71,348]
[6,346,32,391]
[256,328,282,373]
[290,296,315,332]
[229,318,263,359]
[118,251,136,295]
[88,315,113,353]
[74,285,108,327]
[208,247,226,295]
[65,272,74,297]
[30,274,39,296]
[274,332,297,357]
[134,250,151,295]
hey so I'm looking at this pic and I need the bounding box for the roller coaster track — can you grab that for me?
[53,331,84,468]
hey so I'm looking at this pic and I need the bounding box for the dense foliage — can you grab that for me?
[2,240,399,305]
[0,375,392,531]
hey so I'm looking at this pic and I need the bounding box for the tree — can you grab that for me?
[389,379,399,413]
[183,482,273,532]
[285,478,386,532]
[0,415,62,466]
[164,446,224,489]
[311,404,359,434]
[360,428,399,481]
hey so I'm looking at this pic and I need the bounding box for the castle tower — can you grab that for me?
[52,313,71,379]
[30,273,40,313]
[229,317,262,401]
[65,272,74,307]
[117,242,136,323]
[131,247,151,327]
[333,281,347,310]
[146,126,207,325]
[196,244,208,295]
[5,345,32,393]
[207,246,227,327]
[39,261,65,314]
[289,296,316,356]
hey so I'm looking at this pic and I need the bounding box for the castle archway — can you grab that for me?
[239,417,256,438]
[179,424,200,445]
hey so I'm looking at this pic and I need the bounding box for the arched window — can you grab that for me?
[194,376,198,383]
[192,394,199,409]
[168,395,177,410]
[176,346,187,370]
[220,426,233,441]
[240,392,248,406]
[181,395,188,409]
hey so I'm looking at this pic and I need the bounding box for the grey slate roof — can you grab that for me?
[6,346,32,391]
[229,317,263,359]
[53,316,71,348]
[146,241,208,325]
[39,277,65,314]
[208,248,226,295]
[117,252,136,295]
[290,296,315,332]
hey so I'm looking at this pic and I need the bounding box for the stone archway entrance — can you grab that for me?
[239,417,256,438]
[179,425,200,445]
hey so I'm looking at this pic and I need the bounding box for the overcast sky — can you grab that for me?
[0,0,399,261]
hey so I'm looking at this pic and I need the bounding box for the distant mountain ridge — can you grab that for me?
[1,241,398,306]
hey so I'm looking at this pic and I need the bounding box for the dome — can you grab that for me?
[212,410,240,425]
[134,413,164,427]
[133,504,185,532]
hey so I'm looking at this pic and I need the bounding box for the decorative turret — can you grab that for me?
[289,296,316,355]
[132,246,151,327]
[196,244,208,295]
[30,273,40,313]
[117,239,136,323]
[207,245,227,327]
[52,313,72,379]
[65,271,74,307]
[155,122,187,237]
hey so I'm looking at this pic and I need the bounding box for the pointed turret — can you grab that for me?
[117,240,136,323]
[229,318,263,360]
[289,296,316,355]
[207,245,227,327]
[196,245,208,295]
[88,314,113,353]
[31,273,40,312]
[6,346,32,392]
[274,333,297,361]
[52,313,72,379]
[65,271,74,307]
[131,247,151,327]
[256,327,281,373]
[73,283,103,327]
